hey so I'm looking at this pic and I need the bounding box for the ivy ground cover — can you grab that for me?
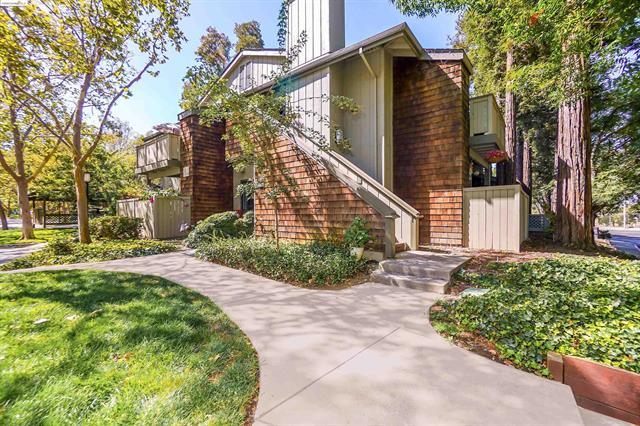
[0,240,178,271]
[431,256,639,375]
[0,271,258,425]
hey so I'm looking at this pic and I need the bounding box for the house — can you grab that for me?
[132,0,529,255]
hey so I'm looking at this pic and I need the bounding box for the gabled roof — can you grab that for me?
[195,23,470,106]
[242,22,427,95]
[220,48,285,80]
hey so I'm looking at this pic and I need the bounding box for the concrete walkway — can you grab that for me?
[0,243,45,265]
[17,252,585,425]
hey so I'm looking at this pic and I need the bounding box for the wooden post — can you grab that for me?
[547,352,564,382]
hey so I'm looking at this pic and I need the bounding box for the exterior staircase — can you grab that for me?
[371,251,470,294]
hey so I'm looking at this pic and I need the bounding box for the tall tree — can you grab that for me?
[0,82,59,239]
[0,8,62,239]
[393,0,640,246]
[448,4,521,184]
[234,21,264,53]
[2,0,188,243]
[182,27,231,106]
[504,47,517,184]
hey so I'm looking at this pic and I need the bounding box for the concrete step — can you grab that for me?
[371,250,470,294]
[370,269,451,294]
[380,258,451,279]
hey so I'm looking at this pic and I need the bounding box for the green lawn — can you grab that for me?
[0,270,258,425]
[0,228,76,246]
[431,255,640,376]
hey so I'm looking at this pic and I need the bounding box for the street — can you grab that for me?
[605,228,640,258]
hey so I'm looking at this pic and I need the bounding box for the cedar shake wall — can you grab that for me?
[393,58,470,246]
[179,113,233,224]
[253,136,386,250]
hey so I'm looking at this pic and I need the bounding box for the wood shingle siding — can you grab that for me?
[254,136,386,250]
[179,113,233,224]
[393,58,470,247]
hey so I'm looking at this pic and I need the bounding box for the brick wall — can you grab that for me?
[179,112,233,224]
[393,57,470,246]
[253,136,386,250]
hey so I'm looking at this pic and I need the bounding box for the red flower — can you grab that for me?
[485,150,509,163]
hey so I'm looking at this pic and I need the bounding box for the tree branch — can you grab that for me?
[80,54,156,164]
[27,139,61,183]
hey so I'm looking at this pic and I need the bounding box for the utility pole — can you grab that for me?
[623,200,628,229]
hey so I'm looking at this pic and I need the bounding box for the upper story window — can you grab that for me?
[245,61,253,89]
[238,64,246,91]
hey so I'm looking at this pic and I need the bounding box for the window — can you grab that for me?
[240,179,254,212]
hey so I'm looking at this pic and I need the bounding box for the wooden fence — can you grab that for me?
[117,197,191,240]
[463,185,529,252]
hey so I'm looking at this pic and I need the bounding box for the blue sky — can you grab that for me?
[112,0,459,134]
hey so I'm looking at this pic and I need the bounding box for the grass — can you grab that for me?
[1,240,179,271]
[0,228,76,246]
[0,270,259,425]
[431,255,640,376]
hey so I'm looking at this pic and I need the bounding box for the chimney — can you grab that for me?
[287,0,345,68]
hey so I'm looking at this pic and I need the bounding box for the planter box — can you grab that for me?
[547,352,640,424]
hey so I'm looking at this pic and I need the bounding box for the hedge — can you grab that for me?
[89,215,142,240]
[185,211,254,248]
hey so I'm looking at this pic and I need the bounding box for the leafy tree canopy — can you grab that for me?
[234,21,264,53]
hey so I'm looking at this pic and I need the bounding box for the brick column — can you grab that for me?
[393,57,470,246]
[179,111,233,224]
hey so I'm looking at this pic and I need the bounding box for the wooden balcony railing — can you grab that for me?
[470,94,506,155]
[135,133,181,175]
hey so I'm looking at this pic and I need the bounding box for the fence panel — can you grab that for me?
[463,185,529,252]
[117,197,190,240]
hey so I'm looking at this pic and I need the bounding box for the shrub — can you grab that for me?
[1,240,178,271]
[344,217,372,248]
[48,237,75,255]
[89,215,142,240]
[432,256,640,375]
[185,211,253,248]
[196,238,370,286]
[236,211,255,237]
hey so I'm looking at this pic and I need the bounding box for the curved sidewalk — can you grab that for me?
[23,252,583,425]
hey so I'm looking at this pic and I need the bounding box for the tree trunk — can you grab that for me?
[0,200,8,230]
[74,164,91,243]
[274,198,280,250]
[554,54,593,246]
[504,48,517,184]
[16,178,35,239]
[523,138,532,213]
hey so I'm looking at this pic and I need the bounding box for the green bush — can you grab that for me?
[432,256,640,375]
[196,238,369,286]
[48,237,75,255]
[344,217,372,247]
[1,240,178,271]
[89,215,142,240]
[185,211,253,248]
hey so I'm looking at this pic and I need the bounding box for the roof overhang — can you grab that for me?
[243,22,426,95]
[424,49,473,74]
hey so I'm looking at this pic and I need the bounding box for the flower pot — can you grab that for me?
[350,247,365,260]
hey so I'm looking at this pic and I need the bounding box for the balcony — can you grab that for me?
[135,133,181,176]
[469,94,505,156]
